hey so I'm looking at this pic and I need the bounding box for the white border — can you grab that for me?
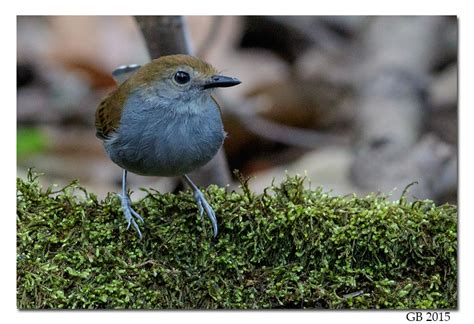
[6,1,472,323]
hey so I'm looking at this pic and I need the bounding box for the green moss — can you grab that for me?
[17,170,457,309]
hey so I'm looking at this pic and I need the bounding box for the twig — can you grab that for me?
[196,16,224,58]
[343,290,364,299]
[135,16,191,57]
[221,96,349,149]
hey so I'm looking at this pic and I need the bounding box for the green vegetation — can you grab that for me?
[17,171,457,309]
[17,127,48,160]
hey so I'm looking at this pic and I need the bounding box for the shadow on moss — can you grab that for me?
[17,170,457,309]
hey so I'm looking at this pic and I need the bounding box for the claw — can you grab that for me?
[183,175,219,237]
[130,208,144,223]
[120,193,143,239]
[119,169,144,239]
[196,196,204,219]
[194,189,218,237]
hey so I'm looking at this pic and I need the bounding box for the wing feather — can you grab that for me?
[95,89,125,140]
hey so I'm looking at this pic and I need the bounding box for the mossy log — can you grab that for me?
[17,171,457,309]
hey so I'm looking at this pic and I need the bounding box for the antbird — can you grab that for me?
[95,54,241,238]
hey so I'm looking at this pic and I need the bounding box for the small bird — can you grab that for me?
[95,54,241,238]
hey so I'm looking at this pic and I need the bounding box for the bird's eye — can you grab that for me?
[174,71,191,84]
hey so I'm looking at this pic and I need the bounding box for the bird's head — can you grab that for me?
[123,54,241,102]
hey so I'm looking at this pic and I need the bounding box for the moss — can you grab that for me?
[17,170,457,309]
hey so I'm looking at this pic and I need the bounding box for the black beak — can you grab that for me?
[203,75,241,89]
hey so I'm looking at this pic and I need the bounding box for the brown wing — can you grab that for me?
[95,89,125,140]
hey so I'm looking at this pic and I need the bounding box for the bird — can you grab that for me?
[95,54,241,238]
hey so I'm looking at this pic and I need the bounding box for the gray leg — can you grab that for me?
[183,174,218,237]
[120,169,144,238]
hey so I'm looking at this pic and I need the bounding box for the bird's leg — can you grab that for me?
[182,174,218,237]
[119,169,144,238]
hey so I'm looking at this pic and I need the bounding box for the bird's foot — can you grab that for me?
[119,194,144,238]
[193,189,218,237]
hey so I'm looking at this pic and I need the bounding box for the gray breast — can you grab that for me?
[104,93,225,176]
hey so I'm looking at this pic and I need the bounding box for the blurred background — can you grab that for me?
[17,16,458,204]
